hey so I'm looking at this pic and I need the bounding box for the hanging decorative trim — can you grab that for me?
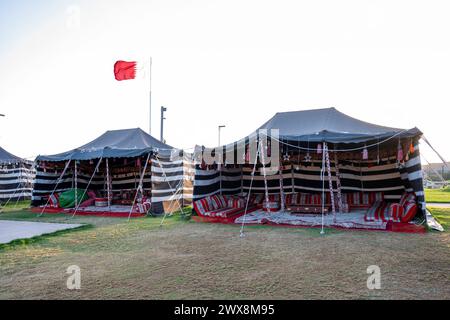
[334,152,344,214]
[362,145,368,160]
[304,152,312,162]
[245,145,250,163]
[324,143,336,222]
[397,140,404,162]
[279,168,285,211]
[377,138,380,164]
[409,141,415,154]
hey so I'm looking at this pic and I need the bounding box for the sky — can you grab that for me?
[0,0,449,163]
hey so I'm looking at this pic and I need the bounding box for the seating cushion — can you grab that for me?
[399,193,416,207]
[210,195,228,210]
[401,201,417,223]
[193,198,212,216]
[228,196,246,209]
[48,193,59,208]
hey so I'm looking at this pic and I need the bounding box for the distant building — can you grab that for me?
[422,162,450,181]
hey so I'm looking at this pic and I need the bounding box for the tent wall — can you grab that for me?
[193,167,221,199]
[193,152,425,203]
[0,162,35,203]
[151,152,194,214]
[400,143,426,214]
[32,162,152,206]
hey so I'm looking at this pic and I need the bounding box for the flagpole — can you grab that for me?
[149,57,152,135]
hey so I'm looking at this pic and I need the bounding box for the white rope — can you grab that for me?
[421,153,447,184]
[240,141,260,238]
[320,146,326,235]
[106,158,111,210]
[421,136,449,170]
[71,157,103,218]
[38,159,71,217]
[127,153,151,221]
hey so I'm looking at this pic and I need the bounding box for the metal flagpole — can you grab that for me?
[149,57,152,135]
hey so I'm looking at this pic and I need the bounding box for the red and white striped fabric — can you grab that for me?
[285,193,299,206]
[213,207,241,218]
[268,194,280,202]
[299,193,322,205]
[48,194,59,208]
[210,195,228,210]
[228,197,245,209]
[135,201,151,214]
[401,201,417,223]
[399,193,416,207]
[193,198,212,216]
[389,203,403,222]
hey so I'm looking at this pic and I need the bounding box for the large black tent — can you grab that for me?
[32,128,193,215]
[193,108,435,230]
[0,146,35,204]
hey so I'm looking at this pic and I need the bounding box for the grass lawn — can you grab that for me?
[425,187,450,203]
[0,206,449,300]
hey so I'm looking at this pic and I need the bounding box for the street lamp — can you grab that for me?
[218,125,226,146]
[160,106,167,142]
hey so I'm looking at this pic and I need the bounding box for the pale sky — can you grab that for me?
[0,0,449,163]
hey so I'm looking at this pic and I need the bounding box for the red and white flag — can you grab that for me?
[114,60,137,81]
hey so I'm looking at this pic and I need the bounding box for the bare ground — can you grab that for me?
[0,212,449,300]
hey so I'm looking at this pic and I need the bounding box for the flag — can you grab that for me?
[114,60,137,81]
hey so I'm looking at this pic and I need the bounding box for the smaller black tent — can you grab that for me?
[0,146,35,203]
[32,128,193,215]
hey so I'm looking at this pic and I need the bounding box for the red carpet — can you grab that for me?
[193,214,427,234]
[30,207,144,218]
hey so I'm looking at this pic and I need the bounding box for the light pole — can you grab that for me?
[160,106,167,143]
[218,125,226,146]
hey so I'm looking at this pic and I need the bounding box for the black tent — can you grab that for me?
[33,128,193,215]
[0,146,35,203]
[193,108,429,225]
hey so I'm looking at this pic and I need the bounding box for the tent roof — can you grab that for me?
[0,146,26,163]
[253,107,421,143]
[37,128,173,161]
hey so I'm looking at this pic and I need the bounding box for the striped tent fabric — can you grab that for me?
[151,150,194,214]
[399,143,426,215]
[0,147,35,203]
[32,159,152,206]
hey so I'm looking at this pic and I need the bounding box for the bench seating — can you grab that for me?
[365,192,418,223]
[193,194,255,219]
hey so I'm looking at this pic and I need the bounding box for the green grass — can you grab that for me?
[0,206,449,299]
[425,187,450,203]
[428,207,450,231]
[0,200,31,213]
